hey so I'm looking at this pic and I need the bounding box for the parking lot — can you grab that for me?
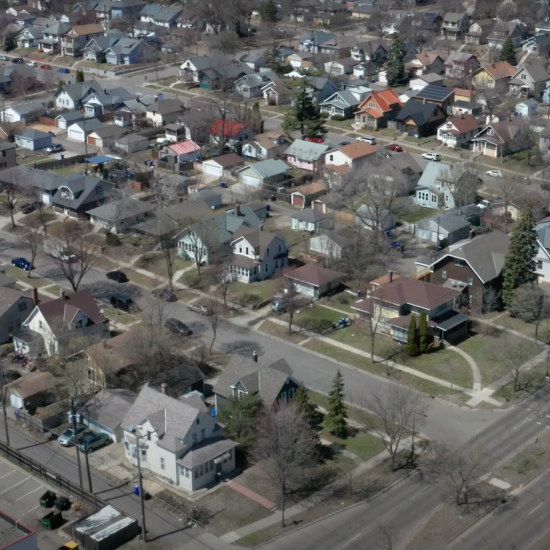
[0,458,70,550]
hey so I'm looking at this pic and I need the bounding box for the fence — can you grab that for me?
[38,116,57,127]
[34,153,92,171]
[0,439,107,510]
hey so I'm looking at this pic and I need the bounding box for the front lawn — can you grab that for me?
[124,269,159,288]
[321,293,360,314]
[493,312,550,342]
[102,307,137,326]
[229,279,277,308]
[134,252,191,279]
[321,428,385,461]
[285,305,343,332]
[258,319,307,344]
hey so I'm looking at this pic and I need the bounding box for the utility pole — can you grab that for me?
[84,437,93,493]
[0,368,9,447]
[70,398,83,489]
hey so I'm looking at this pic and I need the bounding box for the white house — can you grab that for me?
[515,99,538,117]
[536,220,550,281]
[324,141,376,170]
[122,385,237,493]
[67,118,102,142]
[12,289,110,357]
[0,101,45,124]
[436,115,481,148]
[241,131,291,160]
[55,81,103,111]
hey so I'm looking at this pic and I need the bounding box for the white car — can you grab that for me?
[486,170,503,178]
[477,199,490,210]
[422,153,441,161]
[26,61,37,67]
[357,136,376,145]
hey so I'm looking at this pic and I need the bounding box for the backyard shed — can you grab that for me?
[285,264,345,297]
[6,372,55,410]
[72,505,139,550]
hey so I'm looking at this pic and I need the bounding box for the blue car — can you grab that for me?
[11,257,32,271]
[58,67,70,74]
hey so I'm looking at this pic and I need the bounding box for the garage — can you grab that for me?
[202,160,223,178]
[68,126,84,141]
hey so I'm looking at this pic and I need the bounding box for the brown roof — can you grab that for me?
[37,289,105,326]
[6,372,55,399]
[415,51,442,65]
[480,61,516,80]
[86,331,134,375]
[293,181,326,195]
[206,153,243,168]
[286,264,345,287]
[454,88,474,99]
[447,114,480,134]
[338,141,377,160]
[69,23,103,35]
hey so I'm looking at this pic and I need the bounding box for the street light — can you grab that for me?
[411,411,428,464]
[131,428,157,542]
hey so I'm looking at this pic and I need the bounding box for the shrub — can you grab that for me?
[183,270,200,288]
[105,233,120,246]
[331,115,345,121]
[320,111,330,118]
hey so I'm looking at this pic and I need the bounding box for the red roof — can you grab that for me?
[210,119,247,138]
[358,89,402,114]
[168,140,200,155]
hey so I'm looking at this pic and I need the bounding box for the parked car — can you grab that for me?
[106,270,128,283]
[271,298,289,312]
[46,144,63,153]
[20,202,38,214]
[58,67,70,73]
[11,58,24,64]
[40,64,52,70]
[385,143,403,152]
[165,318,192,336]
[188,303,213,315]
[486,169,503,178]
[57,424,88,446]
[307,136,325,143]
[357,136,376,145]
[27,61,37,66]
[422,153,441,161]
[76,433,111,453]
[0,56,9,61]
[338,141,350,146]
[110,294,135,312]
[477,199,490,210]
[152,288,177,301]
[11,257,32,271]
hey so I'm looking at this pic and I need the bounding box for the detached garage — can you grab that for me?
[14,129,52,151]
[56,110,84,129]
[285,264,345,298]
[6,372,55,410]
[202,153,244,180]
[67,118,102,142]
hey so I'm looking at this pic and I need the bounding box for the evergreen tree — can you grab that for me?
[325,370,348,438]
[503,204,538,307]
[303,113,326,139]
[260,0,279,22]
[250,101,262,133]
[406,316,419,357]
[295,384,321,432]
[75,69,85,83]
[386,36,405,87]
[418,313,428,353]
[264,45,291,76]
[499,37,517,65]
[282,81,316,136]
[2,34,14,53]
[217,393,263,452]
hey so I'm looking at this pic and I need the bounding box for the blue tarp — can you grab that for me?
[84,155,116,164]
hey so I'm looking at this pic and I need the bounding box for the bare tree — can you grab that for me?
[435,162,479,211]
[206,31,240,55]
[10,71,35,101]
[150,174,183,208]
[190,0,234,35]
[510,283,550,343]
[274,274,308,334]
[180,218,220,276]
[497,336,538,392]
[46,221,100,291]
[0,179,21,229]
[494,175,521,234]
[251,400,319,527]
[20,219,41,278]
[362,385,427,470]
[205,294,222,353]
[209,257,232,311]
[475,83,508,122]
[474,287,501,334]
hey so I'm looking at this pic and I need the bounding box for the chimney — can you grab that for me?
[235,203,240,217]
[160,383,167,394]
[60,289,65,299]
[388,270,393,283]
[32,287,39,306]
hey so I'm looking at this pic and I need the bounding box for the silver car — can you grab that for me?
[57,424,88,446]
[188,303,213,315]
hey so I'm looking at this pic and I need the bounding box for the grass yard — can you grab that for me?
[457,332,542,386]
[321,428,385,461]
[134,252,191,279]
[173,288,199,302]
[23,209,55,225]
[229,279,276,308]
[320,292,360,314]
[124,269,159,288]
[103,307,137,325]
[52,165,85,177]
[4,266,50,288]
[482,149,542,174]
[93,257,119,273]
[258,319,308,344]
[493,312,550,343]
[157,76,178,86]
[286,305,343,333]
[394,203,434,224]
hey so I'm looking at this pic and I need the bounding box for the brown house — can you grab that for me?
[415,230,510,308]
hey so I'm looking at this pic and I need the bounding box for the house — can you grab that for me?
[239,53,265,71]
[444,52,480,81]
[298,77,339,105]
[146,98,185,127]
[413,162,476,209]
[0,165,66,206]
[352,277,468,344]
[324,141,377,171]
[353,61,378,80]
[67,118,102,142]
[115,133,148,154]
[78,389,136,443]
[290,181,327,210]
[150,5,181,27]
[350,40,388,63]
[226,227,288,283]
[319,87,372,119]
[87,198,154,233]
[13,289,110,357]
[285,139,330,172]
[509,63,550,98]
[61,23,104,56]
[16,25,44,48]
[409,73,445,91]
[309,227,359,260]
[52,175,112,218]
[406,51,446,76]
[82,35,120,61]
[515,98,539,116]
[94,0,147,20]
[536,20,550,34]
[241,131,291,161]
[414,85,455,110]
[471,120,522,157]
[522,33,550,57]
[465,19,495,44]
[14,128,52,151]
[37,21,71,53]
[0,101,44,124]
[291,208,331,232]
[105,38,154,65]
[202,153,244,179]
[179,54,234,83]
[86,125,128,148]
[0,65,36,94]
[56,111,84,130]
[262,77,291,106]
[472,61,516,89]
[237,159,289,189]
[121,385,237,492]
[415,213,471,246]
[215,356,299,410]
[164,123,188,143]
[0,287,35,344]
[449,88,482,116]
[440,12,470,41]
[354,89,403,130]
[356,203,397,231]
[209,120,255,154]
[163,140,201,163]
[55,80,103,110]
[0,140,16,170]
[535,220,550,281]
[285,264,344,298]
[488,21,523,49]
[235,72,273,99]
[437,114,481,147]
[324,58,358,76]
[415,230,510,308]
[114,96,155,127]
[396,100,447,137]
[81,86,136,118]
[177,204,264,264]
[6,372,56,410]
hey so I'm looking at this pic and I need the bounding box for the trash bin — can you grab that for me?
[357,290,362,298]
[134,485,140,496]
[41,510,62,529]
[39,490,57,507]
[266,204,271,211]
[60,154,64,160]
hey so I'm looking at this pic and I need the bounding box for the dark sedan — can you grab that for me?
[165,318,192,336]
[11,257,32,271]
[106,271,128,283]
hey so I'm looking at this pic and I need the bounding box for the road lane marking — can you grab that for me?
[529,502,544,515]
[342,534,362,547]
[0,470,15,479]
[22,504,40,516]
[13,485,42,503]
[0,477,29,496]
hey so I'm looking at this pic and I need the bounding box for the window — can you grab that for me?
[160,457,165,470]
[246,247,249,255]
[194,470,198,479]
[267,247,270,256]
[329,154,333,161]
[239,246,242,253]
[537,260,543,269]
[368,102,375,108]
[431,195,437,203]
[274,260,279,270]
[289,387,295,399]
[468,277,473,285]
[192,433,197,445]
[39,320,43,329]
[454,258,465,266]
[196,418,200,424]
[521,73,526,80]
[201,428,205,441]
[185,468,189,478]
[265,263,268,272]
[279,243,282,252]
[442,270,447,279]
[18,302,26,312]
[210,460,214,471]
[281,391,286,401]
[199,464,204,476]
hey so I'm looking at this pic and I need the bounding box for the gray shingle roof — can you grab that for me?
[56,80,103,102]
[16,128,49,140]
[417,213,470,233]
[52,175,112,209]
[285,139,330,161]
[80,389,136,430]
[240,159,288,179]
[292,209,330,223]
[86,198,154,220]
[8,101,45,116]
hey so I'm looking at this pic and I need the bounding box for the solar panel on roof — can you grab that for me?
[416,85,452,101]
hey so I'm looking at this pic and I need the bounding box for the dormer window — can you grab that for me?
[60,186,73,200]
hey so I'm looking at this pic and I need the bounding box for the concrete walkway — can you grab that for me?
[447,345,482,391]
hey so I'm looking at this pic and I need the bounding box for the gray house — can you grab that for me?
[56,110,85,129]
[104,38,154,65]
[14,128,52,151]
[87,198,154,233]
[237,159,289,188]
[415,213,470,246]
[0,287,34,344]
[235,72,274,99]
[115,133,148,153]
